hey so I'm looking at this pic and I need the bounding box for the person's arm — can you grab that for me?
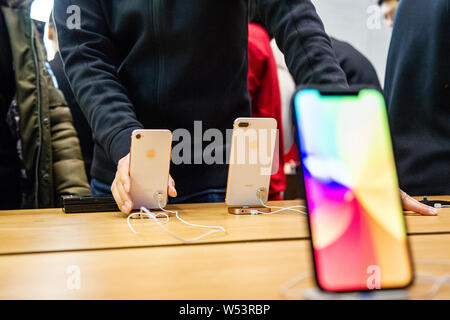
[53,0,143,165]
[32,16,90,198]
[250,0,348,86]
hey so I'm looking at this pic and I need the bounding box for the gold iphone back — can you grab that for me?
[225,118,278,206]
[129,129,172,209]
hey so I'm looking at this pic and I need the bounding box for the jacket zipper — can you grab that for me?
[30,22,42,208]
[152,0,164,113]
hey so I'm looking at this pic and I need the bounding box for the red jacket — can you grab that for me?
[248,23,286,200]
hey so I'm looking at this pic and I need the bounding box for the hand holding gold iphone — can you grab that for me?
[129,129,172,210]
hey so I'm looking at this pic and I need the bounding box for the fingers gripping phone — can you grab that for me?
[225,118,278,207]
[129,129,172,209]
[293,87,413,292]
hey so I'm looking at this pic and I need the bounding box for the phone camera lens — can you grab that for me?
[238,122,249,128]
[136,134,141,139]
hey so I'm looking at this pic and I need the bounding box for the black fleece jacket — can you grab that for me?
[54,0,347,197]
[384,0,450,196]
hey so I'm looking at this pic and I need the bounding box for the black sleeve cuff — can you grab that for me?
[109,126,143,165]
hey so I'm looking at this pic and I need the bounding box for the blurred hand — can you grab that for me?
[111,153,177,214]
[400,189,438,216]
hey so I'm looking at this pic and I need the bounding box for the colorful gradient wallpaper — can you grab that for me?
[294,89,413,292]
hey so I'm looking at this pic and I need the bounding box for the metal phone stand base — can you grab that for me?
[227,206,271,215]
[128,210,170,219]
[302,288,409,300]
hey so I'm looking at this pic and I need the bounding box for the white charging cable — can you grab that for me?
[413,260,450,299]
[280,272,312,299]
[414,273,450,299]
[249,188,307,215]
[127,193,227,243]
[256,197,307,215]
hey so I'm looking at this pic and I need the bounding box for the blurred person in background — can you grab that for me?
[378,0,399,29]
[271,37,382,169]
[248,22,286,200]
[47,16,94,181]
[331,38,382,91]
[249,14,382,165]
[384,0,450,196]
[0,0,89,209]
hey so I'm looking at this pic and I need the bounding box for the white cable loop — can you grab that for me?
[257,197,307,215]
[414,273,450,299]
[127,209,169,234]
[280,272,311,299]
[412,260,450,299]
[127,199,226,243]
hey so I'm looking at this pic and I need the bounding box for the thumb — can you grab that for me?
[168,175,177,197]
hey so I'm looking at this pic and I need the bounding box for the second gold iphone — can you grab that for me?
[225,118,278,207]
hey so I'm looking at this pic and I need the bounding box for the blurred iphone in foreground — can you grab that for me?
[293,87,413,292]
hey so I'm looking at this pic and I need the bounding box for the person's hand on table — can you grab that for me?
[400,189,438,216]
[111,153,177,214]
